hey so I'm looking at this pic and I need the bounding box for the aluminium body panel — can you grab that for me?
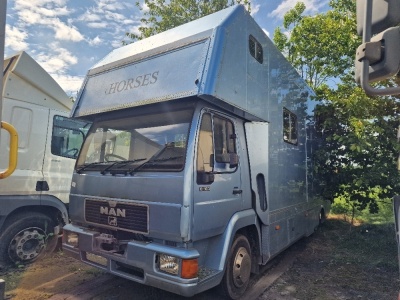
[245,122,269,225]
[3,51,72,111]
[71,5,289,122]
[73,41,207,117]
[69,172,184,241]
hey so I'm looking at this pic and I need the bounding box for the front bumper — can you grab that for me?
[62,224,221,297]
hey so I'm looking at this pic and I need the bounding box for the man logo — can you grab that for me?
[100,206,126,218]
[108,216,117,226]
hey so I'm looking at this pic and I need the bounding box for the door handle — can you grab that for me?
[233,189,242,195]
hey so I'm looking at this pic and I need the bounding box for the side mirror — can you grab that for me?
[197,171,215,184]
[357,0,400,36]
[355,26,400,83]
[215,153,239,168]
[229,153,239,168]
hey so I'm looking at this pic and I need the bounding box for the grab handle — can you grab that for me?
[0,122,18,179]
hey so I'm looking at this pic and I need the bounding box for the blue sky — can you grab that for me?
[4,0,328,97]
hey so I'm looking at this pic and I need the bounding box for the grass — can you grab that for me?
[317,215,398,298]
[265,214,400,300]
[327,218,398,270]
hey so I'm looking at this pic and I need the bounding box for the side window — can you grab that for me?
[214,116,236,163]
[51,116,90,159]
[249,35,263,64]
[196,112,238,184]
[283,108,298,145]
[197,113,213,173]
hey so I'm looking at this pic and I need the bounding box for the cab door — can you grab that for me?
[192,110,242,240]
[42,112,89,204]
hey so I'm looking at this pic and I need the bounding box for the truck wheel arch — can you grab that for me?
[209,210,260,273]
[0,195,69,231]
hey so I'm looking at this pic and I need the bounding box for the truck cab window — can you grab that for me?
[197,113,213,173]
[214,116,236,163]
[283,108,298,145]
[77,108,193,172]
[197,112,238,182]
[51,116,90,159]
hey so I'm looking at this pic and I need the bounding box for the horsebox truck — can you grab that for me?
[0,51,90,266]
[62,5,330,299]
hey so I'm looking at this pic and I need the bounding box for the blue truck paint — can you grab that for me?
[63,5,330,299]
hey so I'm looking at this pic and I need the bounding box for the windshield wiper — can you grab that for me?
[101,158,146,175]
[129,156,183,175]
[151,155,183,162]
[76,162,108,174]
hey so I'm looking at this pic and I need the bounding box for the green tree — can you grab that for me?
[273,0,358,89]
[274,0,400,216]
[125,0,250,42]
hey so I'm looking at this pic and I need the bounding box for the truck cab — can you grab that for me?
[0,51,90,266]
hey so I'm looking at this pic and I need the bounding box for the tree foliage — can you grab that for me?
[273,0,358,89]
[125,0,250,42]
[274,0,400,214]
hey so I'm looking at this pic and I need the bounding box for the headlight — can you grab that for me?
[64,231,79,248]
[158,254,198,279]
[159,254,179,275]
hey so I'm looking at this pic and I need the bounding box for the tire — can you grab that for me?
[221,234,252,300]
[0,212,57,267]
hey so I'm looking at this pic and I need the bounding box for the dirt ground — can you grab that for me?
[0,217,399,300]
[259,218,399,300]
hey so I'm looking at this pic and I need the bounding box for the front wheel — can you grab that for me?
[221,234,252,299]
[0,212,57,267]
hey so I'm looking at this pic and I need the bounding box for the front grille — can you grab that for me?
[85,199,149,234]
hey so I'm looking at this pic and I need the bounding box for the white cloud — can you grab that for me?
[36,44,77,73]
[142,2,150,12]
[111,39,124,48]
[269,0,328,19]
[4,0,140,94]
[88,36,103,46]
[97,0,126,11]
[52,74,84,95]
[5,25,28,51]
[251,4,261,16]
[13,0,84,42]
[15,0,71,20]
[33,44,82,94]
[103,11,128,22]
[126,25,141,37]
[87,22,109,29]
[78,11,102,22]
[52,20,84,41]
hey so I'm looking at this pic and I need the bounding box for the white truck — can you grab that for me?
[0,51,90,266]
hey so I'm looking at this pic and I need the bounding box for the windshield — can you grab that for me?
[76,108,193,173]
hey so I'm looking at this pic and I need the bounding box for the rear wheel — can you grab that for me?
[221,234,252,299]
[0,212,57,267]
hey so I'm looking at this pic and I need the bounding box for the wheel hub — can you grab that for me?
[232,246,251,288]
[9,228,46,262]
